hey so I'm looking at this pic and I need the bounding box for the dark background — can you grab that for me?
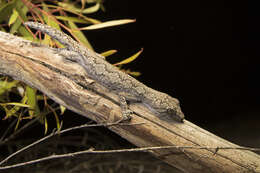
[2,1,260,172]
[84,1,260,146]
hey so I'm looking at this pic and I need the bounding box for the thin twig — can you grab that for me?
[0,145,260,170]
[0,119,17,142]
[0,119,38,146]
[0,121,145,166]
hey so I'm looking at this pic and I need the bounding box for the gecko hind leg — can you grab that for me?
[118,95,133,122]
[54,48,81,62]
[117,93,142,122]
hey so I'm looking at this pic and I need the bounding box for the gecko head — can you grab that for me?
[150,94,185,122]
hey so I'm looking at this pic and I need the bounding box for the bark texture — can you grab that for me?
[0,31,259,173]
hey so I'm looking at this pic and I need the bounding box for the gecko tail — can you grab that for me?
[24,21,78,51]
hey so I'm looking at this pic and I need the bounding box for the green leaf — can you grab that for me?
[15,112,22,131]
[8,8,18,25]
[0,0,17,23]
[123,69,141,77]
[2,106,15,119]
[10,5,28,34]
[86,0,98,3]
[81,19,136,30]
[0,80,19,95]
[82,3,100,14]
[101,49,117,57]
[58,2,81,13]
[68,21,93,50]
[17,2,28,20]
[55,16,91,24]
[45,3,100,24]
[52,3,100,24]
[44,117,48,134]
[114,48,143,66]
[0,102,30,107]
[60,105,66,115]
[57,121,63,133]
[0,26,6,32]
[26,86,40,119]
[53,109,61,133]
[19,25,32,37]
[58,2,100,14]
[42,3,56,46]
[0,0,7,7]
[1,96,28,119]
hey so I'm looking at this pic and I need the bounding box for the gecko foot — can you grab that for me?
[115,110,132,123]
[118,95,133,122]
[122,109,132,121]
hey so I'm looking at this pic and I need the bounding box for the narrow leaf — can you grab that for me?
[2,96,27,119]
[2,106,15,119]
[58,2,100,14]
[0,102,30,107]
[101,50,117,57]
[0,80,19,95]
[82,19,136,30]
[0,0,16,23]
[44,117,48,134]
[42,3,59,46]
[19,26,32,37]
[8,8,18,25]
[53,110,61,132]
[86,0,98,3]
[26,86,40,118]
[14,0,28,21]
[68,21,93,50]
[57,121,63,133]
[122,69,141,77]
[58,2,80,13]
[10,5,28,34]
[15,112,23,131]
[114,48,143,66]
[82,3,100,14]
[46,4,100,24]
[60,105,66,115]
[55,16,91,24]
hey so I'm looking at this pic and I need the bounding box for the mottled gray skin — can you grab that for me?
[25,22,184,122]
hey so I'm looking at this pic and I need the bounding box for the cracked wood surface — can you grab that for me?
[0,31,259,173]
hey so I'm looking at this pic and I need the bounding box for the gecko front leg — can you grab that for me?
[117,92,143,122]
[118,94,133,121]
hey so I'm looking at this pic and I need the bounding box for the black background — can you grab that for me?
[1,1,260,171]
[83,1,260,145]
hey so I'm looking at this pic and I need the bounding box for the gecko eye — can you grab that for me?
[167,108,177,115]
[171,97,180,105]
[168,107,185,121]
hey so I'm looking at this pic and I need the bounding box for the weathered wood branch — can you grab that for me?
[0,31,259,173]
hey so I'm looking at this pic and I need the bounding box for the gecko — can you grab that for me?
[24,22,185,122]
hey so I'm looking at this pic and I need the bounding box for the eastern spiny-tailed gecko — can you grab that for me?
[24,22,185,122]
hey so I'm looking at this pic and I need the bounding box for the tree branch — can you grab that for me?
[0,31,259,173]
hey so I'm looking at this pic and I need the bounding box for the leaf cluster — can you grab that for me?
[0,0,142,134]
